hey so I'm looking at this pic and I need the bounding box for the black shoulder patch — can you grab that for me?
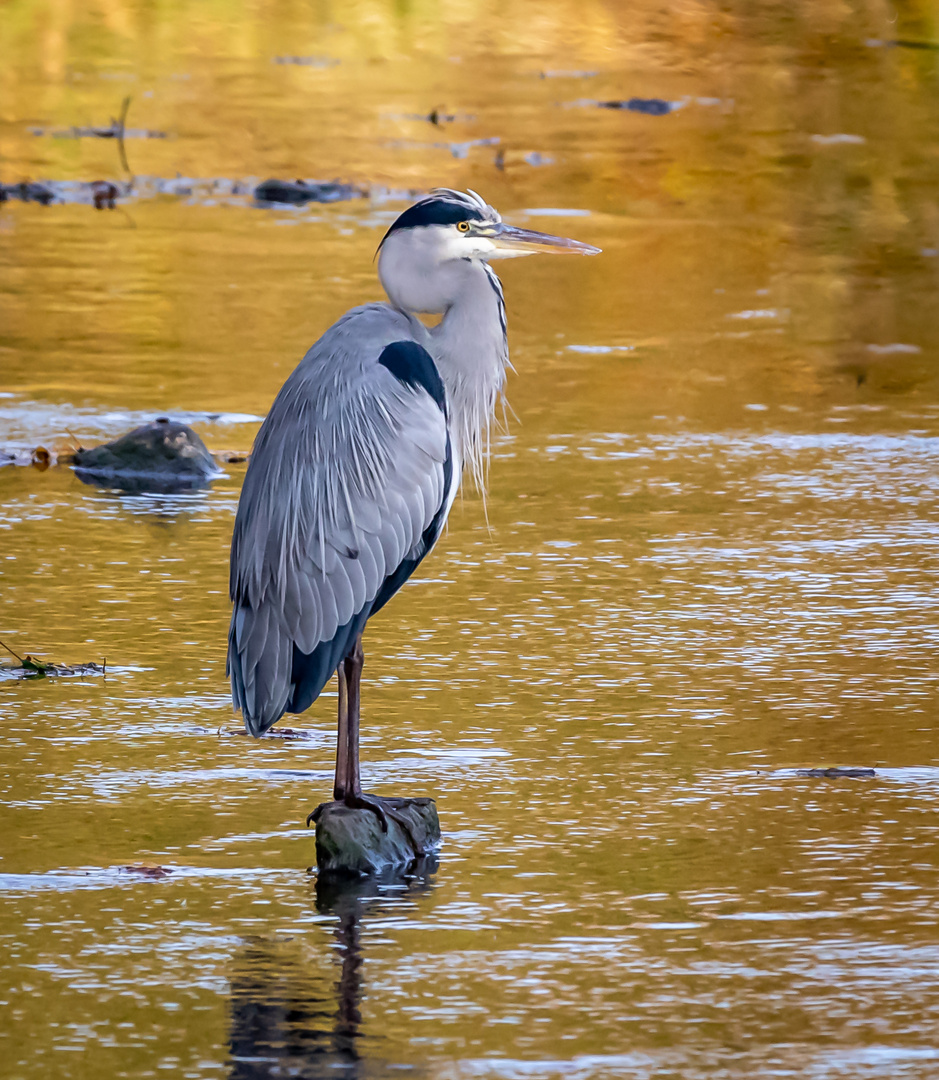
[380,197,486,246]
[378,341,447,412]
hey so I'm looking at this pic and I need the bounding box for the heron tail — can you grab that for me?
[229,602,372,737]
[228,602,292,737]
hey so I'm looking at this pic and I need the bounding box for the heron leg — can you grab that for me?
[334,637,388,831]
[342,634,364,798]
[335,637,425,854]
[333,659,351,802]
[308,636,424,854]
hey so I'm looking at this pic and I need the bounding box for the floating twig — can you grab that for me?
[0,639,108,679]
[116,95,132,178]
[0,639,25,664]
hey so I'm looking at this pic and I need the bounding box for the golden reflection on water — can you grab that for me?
[3,1,939,1077]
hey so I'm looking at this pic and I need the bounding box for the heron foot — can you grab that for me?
[306,795,426,856]
[306,802,330,828]
[305,795,387,830]
[351,795,428,857]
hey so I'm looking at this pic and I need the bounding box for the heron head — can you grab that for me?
[377,189,600,313]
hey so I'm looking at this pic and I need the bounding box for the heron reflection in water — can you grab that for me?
[228,190,600,826]
[228,864,436,1079]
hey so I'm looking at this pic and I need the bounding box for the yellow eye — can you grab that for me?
[457,221,470,232]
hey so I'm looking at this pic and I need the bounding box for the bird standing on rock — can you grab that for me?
[228,188,600,829]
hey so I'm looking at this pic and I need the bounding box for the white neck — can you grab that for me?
[425,261,508,491]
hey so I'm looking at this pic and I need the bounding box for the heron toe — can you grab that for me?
[343,792,391,833]
[306,801,331,828]
[307,794,427,855]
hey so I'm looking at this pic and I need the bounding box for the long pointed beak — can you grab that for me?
[488,222,602,259]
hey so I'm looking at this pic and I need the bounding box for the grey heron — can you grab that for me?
[228,188,599,829]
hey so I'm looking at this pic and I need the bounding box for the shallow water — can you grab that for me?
[3,1,939,1077]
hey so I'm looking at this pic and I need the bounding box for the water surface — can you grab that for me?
[2,2,939,1077]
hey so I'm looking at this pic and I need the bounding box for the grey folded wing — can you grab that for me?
[228,316,453,736]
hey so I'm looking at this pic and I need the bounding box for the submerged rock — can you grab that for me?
[1,181,55,205]
[0,176,385,209]
[797,767,876,779]
[92,181,119,209]
[598,97,678,116]
[253,178,363,205]
[313,798,440,876]
[118,864,173,879]
[73,417,221,493]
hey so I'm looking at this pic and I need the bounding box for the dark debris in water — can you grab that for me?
[253,178,365,206]
[866,38,939,50]
[598,97,679,116]
[92,181,119,209]
[393,108,474,125]
[0,182,56,205]
[117,864,174,879]
[427,107,456,126]
[30,124,167,140]
[272,55,339,68]
[30,95,164,156]
[0,175,389,209]
[0,445,70,469]
[0,640,107,680]
[797,767,877,779]
[0,179,128,208]
[30,113,165,140]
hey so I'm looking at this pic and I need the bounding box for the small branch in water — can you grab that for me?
[116,95,132,179]
[0,640,107,679]
[0,639,25,664]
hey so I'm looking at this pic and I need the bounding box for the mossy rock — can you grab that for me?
[314,798,440,876]
[254,179,363,205]
[73,417,220,492]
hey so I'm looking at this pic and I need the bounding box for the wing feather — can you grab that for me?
[325,561,354,638]
[356,532,382,597]
[292,572,322,655]
[316,566,341,645]
[229,304,453,736]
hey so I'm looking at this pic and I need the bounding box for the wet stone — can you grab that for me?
[92,181,119,209]
[253,178,363,205]
[313,798,440,876]
[797,767,876,779]
[598,97,677,115]
[73,417,220,493]
[1,181,55,205]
